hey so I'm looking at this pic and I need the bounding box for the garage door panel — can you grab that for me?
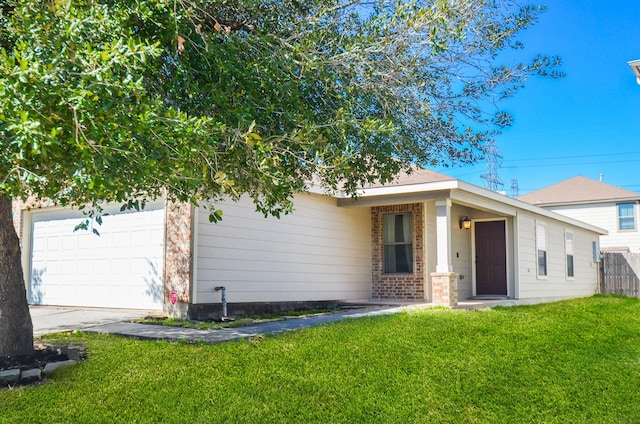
[32,238,46,253]
[46,236,60,251]
[59,284,76,300]
[62,235,77,250]
[112,231,131,248]
[59,260,74,275]
[131,230,152,247]
[29,207,164,310]
[77,236,92,250]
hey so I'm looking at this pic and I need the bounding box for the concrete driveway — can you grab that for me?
[29,306,158,336]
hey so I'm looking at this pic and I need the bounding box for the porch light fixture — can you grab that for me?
[629,59,640,85]
[460,216,472,230]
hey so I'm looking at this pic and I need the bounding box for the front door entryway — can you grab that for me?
[475,220,507,296]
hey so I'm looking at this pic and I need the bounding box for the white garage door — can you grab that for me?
[29,205,164,310]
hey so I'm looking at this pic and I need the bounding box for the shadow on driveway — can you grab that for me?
[29,306,158,336]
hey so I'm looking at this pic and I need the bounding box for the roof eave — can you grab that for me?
[315,178,608,235]
[455,181,608,235]
[531,197,640,208]
[354,180,460,197]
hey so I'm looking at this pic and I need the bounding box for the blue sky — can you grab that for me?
[434,0,640,196]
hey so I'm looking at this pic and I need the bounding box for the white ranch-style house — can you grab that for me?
[13,169,606,319]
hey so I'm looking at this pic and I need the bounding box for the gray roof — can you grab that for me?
[518,176,640,206]
[365,167,455,188]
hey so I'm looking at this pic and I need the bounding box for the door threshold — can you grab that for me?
[472,295,508,300]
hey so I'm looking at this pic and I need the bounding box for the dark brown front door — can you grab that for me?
[475,221,507,296]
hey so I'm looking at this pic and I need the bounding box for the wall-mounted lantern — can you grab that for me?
[460,216,472,230]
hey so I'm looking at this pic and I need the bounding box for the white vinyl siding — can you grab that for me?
[450,203,473,300]
[194,193,371,304]
[546,203,640,252]
[517,211,599,299]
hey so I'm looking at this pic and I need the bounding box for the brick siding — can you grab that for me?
[431,272,459,306]
[164,201,193,306]
[11,199,23,240]
[371,203,425,300]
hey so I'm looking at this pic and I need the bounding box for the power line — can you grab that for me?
[436,153,640,175]
[434,152,640,191]
[502,158,640,169]
[503,151,640,163]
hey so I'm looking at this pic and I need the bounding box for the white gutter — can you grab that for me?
[525,197,640,208]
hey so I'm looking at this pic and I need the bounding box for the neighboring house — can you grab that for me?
[13,169,606,319]
[518,176,640,253]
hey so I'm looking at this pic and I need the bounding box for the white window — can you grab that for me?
[617,203,636,231]
[383,213,413,273]
[565,231,574,278]
[536,223,547,277]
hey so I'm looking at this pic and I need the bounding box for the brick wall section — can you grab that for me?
[11,197,44,241]
[164,201,193,309]
[431,272,459,307]
[371,203,425,300]
[11,199,23,240]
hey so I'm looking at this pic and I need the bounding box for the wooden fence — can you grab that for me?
[601,252,640,298]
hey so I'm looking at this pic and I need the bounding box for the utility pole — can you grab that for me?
[480,139,504,192]
[511,179,519,197]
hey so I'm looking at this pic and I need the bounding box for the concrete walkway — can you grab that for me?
[83,304,429,343]
[40,296,567,343]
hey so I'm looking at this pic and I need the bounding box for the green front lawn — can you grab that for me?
[3,295,640,423]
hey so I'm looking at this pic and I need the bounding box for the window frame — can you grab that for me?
[565,231,575,279]
[382,212,414,274]
[536,222,548,279]
[617,203,636,232]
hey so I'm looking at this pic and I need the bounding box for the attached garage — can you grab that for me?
[24,203,165,310]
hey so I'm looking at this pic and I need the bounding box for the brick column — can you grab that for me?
[164,201,193,319]
[11,199,23,240]
[431,272,458,307]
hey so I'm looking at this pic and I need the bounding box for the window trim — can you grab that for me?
[565,230,575,280]
[536,222,548,279]
[617,203,636,232]
[382,212,414,274]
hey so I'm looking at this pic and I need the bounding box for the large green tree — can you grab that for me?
[0,0,561,357]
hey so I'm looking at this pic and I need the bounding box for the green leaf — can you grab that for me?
[208,209,223,223]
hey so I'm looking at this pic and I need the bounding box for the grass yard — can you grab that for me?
[2,295,640,423]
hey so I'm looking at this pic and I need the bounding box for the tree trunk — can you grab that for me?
[0,194,34,357]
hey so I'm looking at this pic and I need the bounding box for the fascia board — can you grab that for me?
[531,197,640,208]
[449,189,517,216]
[350,180,460,198]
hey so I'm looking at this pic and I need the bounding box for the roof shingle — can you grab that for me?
[365,167,455,188]
[518,176,640,206]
